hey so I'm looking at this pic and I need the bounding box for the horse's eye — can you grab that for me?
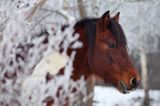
[108,43,116,48]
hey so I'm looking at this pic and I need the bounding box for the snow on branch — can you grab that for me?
[0,0,86,105]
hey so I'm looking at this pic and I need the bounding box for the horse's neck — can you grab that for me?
[71,29,92,81]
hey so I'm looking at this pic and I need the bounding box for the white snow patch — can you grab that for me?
[94,86,160,106]
[32,51,68,77]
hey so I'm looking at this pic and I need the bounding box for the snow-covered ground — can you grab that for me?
[94,86,160,106]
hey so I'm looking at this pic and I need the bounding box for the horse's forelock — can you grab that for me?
[108,19,127,47]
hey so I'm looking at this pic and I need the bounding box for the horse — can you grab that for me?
[22,11,140,106]
[69,11,140,93]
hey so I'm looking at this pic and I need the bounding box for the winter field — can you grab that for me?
[94,86,160,106]
[1,0,160,106]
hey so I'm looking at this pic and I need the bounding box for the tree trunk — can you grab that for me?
[77,0,87,18]
[85,75,95,106]
[140,51,150,106]
[77,1,93,105]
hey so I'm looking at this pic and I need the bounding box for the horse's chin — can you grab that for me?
[104,79,135,94]
[117,81,136,94]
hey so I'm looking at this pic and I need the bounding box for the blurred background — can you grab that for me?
[0,0,160,106]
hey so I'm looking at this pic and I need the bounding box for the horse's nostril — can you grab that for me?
[130,77,137,87]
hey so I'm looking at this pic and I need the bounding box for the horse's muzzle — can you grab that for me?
[118,79,139,94]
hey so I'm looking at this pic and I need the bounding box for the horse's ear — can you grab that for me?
[100,11,110,26]
[113,12,120,23]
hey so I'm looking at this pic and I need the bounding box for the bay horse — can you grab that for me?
[22,11,140,106]
[70,11,140,93]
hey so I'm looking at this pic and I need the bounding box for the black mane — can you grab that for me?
[74,17,127,49]
[74,18,97,52]
[109,19,127,46]
[74,18,97,28]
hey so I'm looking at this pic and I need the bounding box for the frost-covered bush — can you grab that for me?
[0,0,86,106]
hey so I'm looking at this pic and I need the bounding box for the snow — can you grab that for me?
[32,51,68,77]
[0,0,160,105]
[94,86,160,106]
